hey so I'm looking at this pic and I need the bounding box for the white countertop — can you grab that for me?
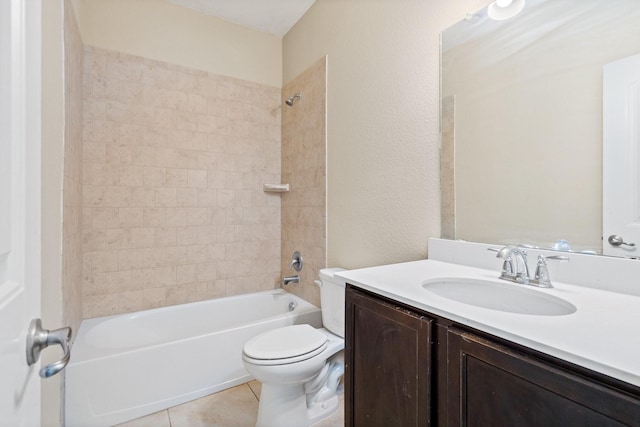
[336,258,640,388]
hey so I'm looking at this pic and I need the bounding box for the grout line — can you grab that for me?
[166,409,173,427]
[247,382,260,401]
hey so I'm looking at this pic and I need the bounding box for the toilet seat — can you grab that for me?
[243,325,328,366]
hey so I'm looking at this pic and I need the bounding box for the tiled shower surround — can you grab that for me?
[280,57,327,307]
[81,46,283,317]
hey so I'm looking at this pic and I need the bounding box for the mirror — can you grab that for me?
[441,0,640,254]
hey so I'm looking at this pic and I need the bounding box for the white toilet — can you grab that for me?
[242,268,346,427]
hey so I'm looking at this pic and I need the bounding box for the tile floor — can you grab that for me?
[116,381,344,427]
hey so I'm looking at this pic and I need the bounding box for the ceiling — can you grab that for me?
[166,0,316,37]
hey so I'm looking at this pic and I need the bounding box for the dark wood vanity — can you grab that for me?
[345,284,640,426]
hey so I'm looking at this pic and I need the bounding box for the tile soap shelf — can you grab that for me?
[263,183,290,193]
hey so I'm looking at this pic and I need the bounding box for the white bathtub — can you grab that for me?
[65,289,321,427]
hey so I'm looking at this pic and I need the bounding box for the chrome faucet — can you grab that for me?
[490,246,569,288]
[494,246,530,284]
[283,275,299,285]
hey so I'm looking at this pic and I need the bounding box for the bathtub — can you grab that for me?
[65,289,321,427]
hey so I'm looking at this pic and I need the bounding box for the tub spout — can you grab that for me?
[283,275,299,285]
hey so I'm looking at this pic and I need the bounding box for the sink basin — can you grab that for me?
[422,278,576,316]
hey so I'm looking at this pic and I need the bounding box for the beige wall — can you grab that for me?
[75,0,282,87]
[280,57,327,307]
[81,46,282,317]
[283,0,491,269]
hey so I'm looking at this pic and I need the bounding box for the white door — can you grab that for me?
[603,53,640,257]
[0,0,43,425]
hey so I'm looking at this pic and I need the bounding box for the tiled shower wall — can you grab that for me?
[62,0,84,333]
[81,46,282,318]
[280,57,327,307]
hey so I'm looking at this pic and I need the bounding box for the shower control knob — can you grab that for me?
[291,251,303,272]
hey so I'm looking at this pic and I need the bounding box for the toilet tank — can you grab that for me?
[318,268,346,338]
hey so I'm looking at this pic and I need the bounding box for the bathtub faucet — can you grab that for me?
[283,275,299,285]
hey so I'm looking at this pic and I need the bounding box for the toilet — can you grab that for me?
[242,268,346,427]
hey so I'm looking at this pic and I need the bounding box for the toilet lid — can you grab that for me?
[243,324,328,360]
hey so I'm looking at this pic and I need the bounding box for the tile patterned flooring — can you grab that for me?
[116,381,344,427]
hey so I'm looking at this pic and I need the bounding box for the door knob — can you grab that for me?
[607,235,636,247]
[26,318,72,378]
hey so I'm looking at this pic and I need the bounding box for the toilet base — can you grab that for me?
[256,383,306,427]
[308,395,339,426]
[245,330,345,427]
[255,383,340,427]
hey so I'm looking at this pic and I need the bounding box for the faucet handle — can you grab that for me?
[532,254,569,288]
[489,247,516,279]
[290,251,303,272]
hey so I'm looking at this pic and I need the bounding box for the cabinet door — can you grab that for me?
[446,329,640,426]
[345,287,433,427]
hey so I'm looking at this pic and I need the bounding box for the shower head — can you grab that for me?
[285,93,301,106]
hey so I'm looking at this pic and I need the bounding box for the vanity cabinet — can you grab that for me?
[345,285,640,427]
[344,285,433,427]
[446,329,640,426]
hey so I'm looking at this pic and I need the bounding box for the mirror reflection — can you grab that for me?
[441,0,640,255]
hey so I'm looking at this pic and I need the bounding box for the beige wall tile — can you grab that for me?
[165,246,187,265]
[176,226,198,245]
[280,57,327,307]
[143,208,166,227]
[131,268,158,288]
[187,245,207,264]
[119,208,144,228]
[144,287,167,309]
[105,186,131,207]
[131,187,157,207]
[207,280,226,299]
[142,167,166,187]
[155,266,177,287]
[177,264,197,285]
[187,169,208,188]
[166,207,189,226]
[130,227,156,248]
[83,229,105,252]
[82,46,282,317]
[186,282,209,303]
[156,188,178,207]
[118,290,146,313]
[165,284,188,306]
[83,294,119,318]
[155,226,177,246]
[177,188,198,207]
[166,168,188,187]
